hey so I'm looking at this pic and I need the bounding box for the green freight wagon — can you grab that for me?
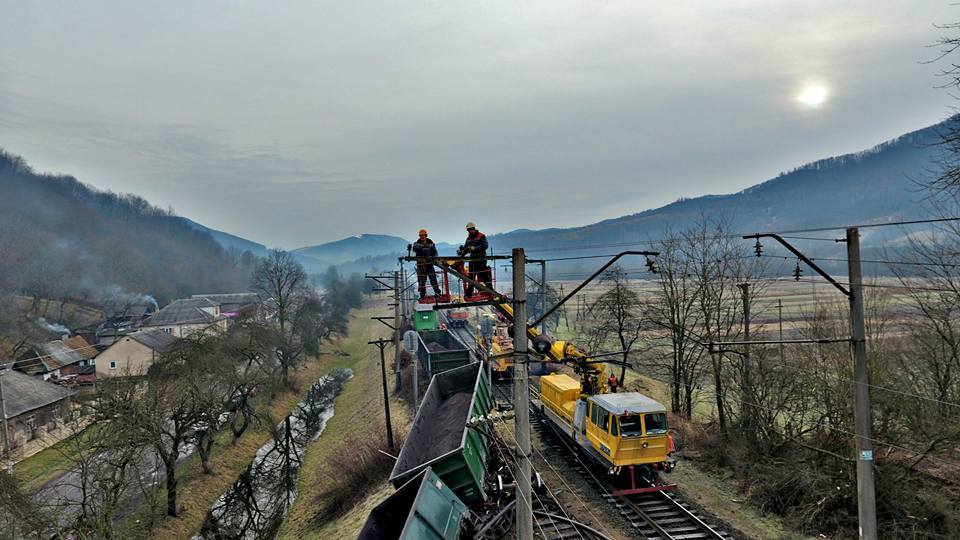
[358,466,468,540]
[413,303,438,331]
[417,329,473,378]
[389,362,492,504]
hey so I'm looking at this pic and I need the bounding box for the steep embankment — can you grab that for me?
[277,307,414,539]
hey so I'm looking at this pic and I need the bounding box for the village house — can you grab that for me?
[14,337,97,382]
[0,369,78,461]
[58,335,98,385]
[140,297,228,337]
[191,292,265,320]
[94,328,178,378]
[92,301,158,346]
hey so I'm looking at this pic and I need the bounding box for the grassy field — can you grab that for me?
[13,423,98,493]
[276,306,413,539]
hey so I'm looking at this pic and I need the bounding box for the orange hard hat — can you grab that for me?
[418,229,428,236]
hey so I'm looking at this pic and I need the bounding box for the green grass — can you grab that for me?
[14,424,98,493]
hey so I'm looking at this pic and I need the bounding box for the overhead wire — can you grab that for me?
[634,370,960,469]
[490,395,615,539]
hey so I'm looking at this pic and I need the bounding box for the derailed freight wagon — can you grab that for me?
[416,329,473,379]
[358,466,469,540]
[389,362,492,504]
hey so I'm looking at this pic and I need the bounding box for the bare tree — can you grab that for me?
[251,250,313,386]
[646,234,704,417]
[586,267,646,384]
[682,217,766,436]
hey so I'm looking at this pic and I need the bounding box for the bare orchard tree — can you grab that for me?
[99,341,211,517]
[218,319,275,443]
[54,419,150,539]
[586,267,647,384]
[251,250,314,386]
[646,234,704,418]
[682,217,767,436]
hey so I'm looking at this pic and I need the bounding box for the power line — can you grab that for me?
[636,371,960,469]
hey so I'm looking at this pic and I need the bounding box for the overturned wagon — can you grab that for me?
[358,466,468,540]
[417,329,473,378]
[389,362,492,504]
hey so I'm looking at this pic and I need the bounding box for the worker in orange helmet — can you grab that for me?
[409,228,442,300]
[461,221,492,297]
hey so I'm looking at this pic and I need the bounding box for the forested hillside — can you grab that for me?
[0,150,257,308]
[492,117,954,256]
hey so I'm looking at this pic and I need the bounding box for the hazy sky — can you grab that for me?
[1,1,957,247]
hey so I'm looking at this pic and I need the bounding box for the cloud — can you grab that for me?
[0,1,955,246]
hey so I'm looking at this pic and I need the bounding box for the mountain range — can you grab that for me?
[285,117,953,274]
[1,115,952,288]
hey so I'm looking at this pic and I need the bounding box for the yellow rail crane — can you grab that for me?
[406,250,675,496]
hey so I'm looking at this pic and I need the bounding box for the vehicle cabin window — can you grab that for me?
[598,409,609,431]
[644,413,668,435]
[611,416,619,436]
[590,402,598,425]
[619,415,643,437]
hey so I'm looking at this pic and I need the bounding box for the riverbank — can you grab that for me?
[276,307,414,539]
[107,324,357,539]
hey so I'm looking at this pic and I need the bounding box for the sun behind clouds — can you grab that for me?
[797,83,829,107]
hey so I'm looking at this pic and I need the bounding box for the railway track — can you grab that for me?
[495,379,732,540]
[481,416,609,540]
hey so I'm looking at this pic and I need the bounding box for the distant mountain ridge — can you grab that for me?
[287,117,952,274]
[183,218,269,257]
[487,117,948,256]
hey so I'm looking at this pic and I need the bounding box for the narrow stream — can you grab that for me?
[194,368,352,539]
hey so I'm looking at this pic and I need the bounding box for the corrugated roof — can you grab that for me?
[30,341,86,371]
[590,393,665,415]
[0,369,74,418]
[63,335,97,359]
[143,298,218,326]
[192,293,261,304]
[127,329,178,352]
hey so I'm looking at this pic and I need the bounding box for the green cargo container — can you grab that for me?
[413,304,438,331]
[417,330,472,379]
[358,466,468,540]
[390,362,492,504]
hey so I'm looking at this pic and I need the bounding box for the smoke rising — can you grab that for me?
[36,317,70,335]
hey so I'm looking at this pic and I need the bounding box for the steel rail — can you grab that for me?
[499,379,732,540]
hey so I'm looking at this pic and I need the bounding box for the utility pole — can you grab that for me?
[394,271,402,393]
[0,366,13,476]
[368,339,395,450]
[739,283,753,442]
[778,298,784,364]
[0,367,12,475]
[539,260,547,336]
[512,248,533,540]
[848,227,877,540]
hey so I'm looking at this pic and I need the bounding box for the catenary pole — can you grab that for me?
[847,227,877,540]
[739,283,753,442]
[778,298,784,364]
[539,260,547,335]
[512,248,532,540]
[0,368,12,474]
[369,339,395,450]
[394,271,402,392]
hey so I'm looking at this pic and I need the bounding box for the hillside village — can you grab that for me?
[1,291,271,463]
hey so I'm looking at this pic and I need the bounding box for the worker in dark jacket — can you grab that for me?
[461,222,493,297]
[409,229,442,300]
